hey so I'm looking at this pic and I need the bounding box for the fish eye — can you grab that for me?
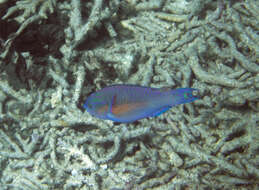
[192,89,199,97]
[183,90,199,99]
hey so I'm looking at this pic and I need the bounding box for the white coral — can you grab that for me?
[3,0,55,23]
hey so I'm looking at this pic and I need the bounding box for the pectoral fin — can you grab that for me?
[150,106,171,117]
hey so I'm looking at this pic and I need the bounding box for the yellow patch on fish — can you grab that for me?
[111,102,145,116]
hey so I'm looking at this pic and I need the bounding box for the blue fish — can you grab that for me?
[83,85,199,123]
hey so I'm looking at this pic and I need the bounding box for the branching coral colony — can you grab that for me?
[0,0,259,189]
[0,0,56,59]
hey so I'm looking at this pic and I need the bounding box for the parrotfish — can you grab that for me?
[83,84,199,123]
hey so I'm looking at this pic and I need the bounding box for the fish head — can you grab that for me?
[182,88,200,103]
[171,88,200,106]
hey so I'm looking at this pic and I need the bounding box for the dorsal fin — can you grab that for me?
[159,87,171,92]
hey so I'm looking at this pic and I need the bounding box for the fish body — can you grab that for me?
[83,85,199,123]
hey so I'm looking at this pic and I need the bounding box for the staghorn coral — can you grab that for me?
[64,0,121,50]
[0,0,57,59]
[2,0,56,23]
[0,0,259,189]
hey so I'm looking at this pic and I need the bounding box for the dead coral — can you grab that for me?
[0,129,52,189]
[1,0,57,59]
[65,0,121,50]
[0,0,259,189]
[3,0,55,23]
